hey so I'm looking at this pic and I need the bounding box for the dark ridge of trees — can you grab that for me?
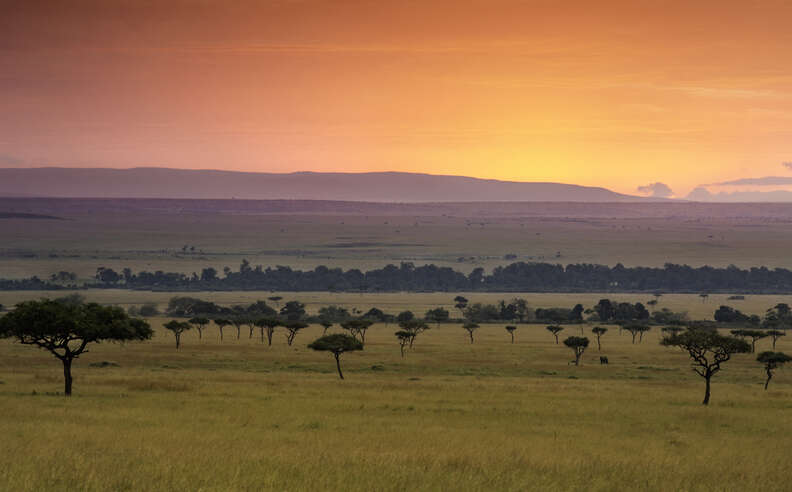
[14,260,792,293]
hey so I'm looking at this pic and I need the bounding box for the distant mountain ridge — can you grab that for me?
[0,167,650,202]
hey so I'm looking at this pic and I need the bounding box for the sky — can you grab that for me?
[1,0,791,197]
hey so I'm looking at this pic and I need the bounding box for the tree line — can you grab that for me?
[11,260,792,293]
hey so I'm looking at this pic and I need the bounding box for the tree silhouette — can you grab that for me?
[164,320,191,349]
[505,325,517,343]
[267,296,283,308]
[254,318,279,345]
[399,320,429,348]
[230,317,246,340]
[463,322,479,344]
[0,299,152,396]
[283,321,308,346]
[623,324,650,344]
[739,329,769,353]
[308,334,363,379]
[546,325,563,344]
[188,317,210,339]
[340,319,374,345]
[563,336,589,366]
[395,330,411,357]
[214,318,231,341]
[454,296,468,318]
[757,351,792,390]
[591,326,608,351]
[661,329,751,405]
[320,320,333,335]
[765,330,785,349]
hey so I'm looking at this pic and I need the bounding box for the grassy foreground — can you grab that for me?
[1,319,791,491]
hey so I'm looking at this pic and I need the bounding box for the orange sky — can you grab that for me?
[1,0,791,196]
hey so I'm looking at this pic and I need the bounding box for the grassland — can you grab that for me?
[4,200,792,282]
[1,312,790,491]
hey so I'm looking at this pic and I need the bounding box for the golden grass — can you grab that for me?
[1,317,790,491]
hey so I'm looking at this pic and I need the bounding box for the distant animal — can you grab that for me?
[600,356,609,364]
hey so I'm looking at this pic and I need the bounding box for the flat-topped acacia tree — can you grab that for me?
[395,330,411,357]
[308,334,363,379]
[546,325,563,344]
[399,320,429,348]
[505,325,517,343]
[283,321,308,346]
[563,336,590,366]
[188,317,210,339]
[623,324,651,344]
[463,323,479,344]
[254,318,280,345]
[214,318,231,341]
[164,320,192,349]
[591,326,608,351]
[340,319,374,345]
[0,299,152,396]
[738,330,769,353]
[757,351,792,390]
[661,329,751,405]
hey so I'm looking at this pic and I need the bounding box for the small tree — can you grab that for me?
[591,326,608,351]
[505,325,517,344]
[740,329,769,353]
[214,318,231,341]
[399,320,429,348]
[661,329,751,405]
[340,319,374,345]
[454,296,468,318]
[0,299,152,396]
[254,318,280,345]
[164,320,192,349]
[623,324,651,344]
[757,351,792,390]
[395,330,411,357]
[765,330,785,350]
[320,320,333,335]
[283,321,308,346]
[188,317,210,339]
[563,336,589,366]
[546,325,563,344]
[463,322,479,344]
[230,317,246,340]
[267,296,283,308]
[308,334,363,379]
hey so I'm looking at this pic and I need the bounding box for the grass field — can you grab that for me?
[1,306,791,491]
[4,206,792,281]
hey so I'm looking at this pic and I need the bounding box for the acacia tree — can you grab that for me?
[395,330,411,357]
[320,320,333,335]
[308,334,363,379]
[765,330,785,349]
[563,336,589,366]
[623,324,651,344]
[340,319,374,345]
[0,299,152,396]
[546,325,563,344]
[283,321,308,346]
[591,326,608,351]
[740,330,768,353]
[399,320,429,348]
[214,318,231,341]
[164,320,192,349]
[505,325,517,343]
[267,296,283,309]
[254,318,279,345]
[757,351,792,390]
[463,322,479,344]
[230,317,246,340]
[188,317,210,339]
[661,329,751,405]
[454,296,468,318]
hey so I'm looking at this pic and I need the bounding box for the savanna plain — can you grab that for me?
[1,201,792,491]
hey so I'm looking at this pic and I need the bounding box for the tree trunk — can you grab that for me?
[260,327,265,343]
[703,374,711,405]
[62,358,73,396]
[510,333,514,344]
[249,327,254,339]
[400,344,405,357]
[469,331,474,344]
[198,328,203,339]
[267,329,274,346]
[219,327,224,341]
[631,333,637,344]
[334,353,344,379]
[554,334,559,344]
[596,336,601,351]
[236,327,241,340]
[765,368,772,390]
[175,333,181,349]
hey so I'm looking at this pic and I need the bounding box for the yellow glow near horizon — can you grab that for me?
[1,0,791,197]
